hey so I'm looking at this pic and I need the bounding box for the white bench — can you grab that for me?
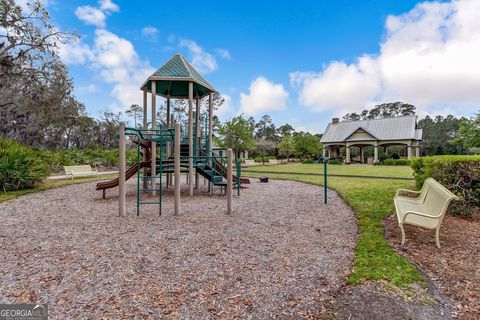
[268,159,279,165]
[64,165,98,179]
[244,160,257,166]
[394,177,458,248]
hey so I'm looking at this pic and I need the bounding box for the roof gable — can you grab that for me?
[345,127,378,141]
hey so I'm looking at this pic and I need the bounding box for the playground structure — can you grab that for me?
[96,54,249,216]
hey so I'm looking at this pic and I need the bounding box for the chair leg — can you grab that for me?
[400,223,406,245]
[435,228,441,249]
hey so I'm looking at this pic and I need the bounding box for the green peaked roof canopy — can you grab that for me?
[140,54,216,99]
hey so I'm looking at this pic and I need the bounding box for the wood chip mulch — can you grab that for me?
[0,179,357,319]
[385,212,480,319]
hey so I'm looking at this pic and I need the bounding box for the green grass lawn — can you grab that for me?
[0,174,118,203]
[244,163,413,179]
[244,164,424,287]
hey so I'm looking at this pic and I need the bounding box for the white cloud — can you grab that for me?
[59,29,154,110]
[215,94,234,118]
[99,0,119,12]
[215,48,231,60]
[291,0,480,115]
[141,26,158,41]
[58,37,94,64]
[75,6,106,27]
[179,39,218,74]
[240,77,289,115]
[75,0,119,28]
[91,29,154,109]
[77,84,99,94]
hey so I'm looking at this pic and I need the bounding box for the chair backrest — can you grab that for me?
[422,178,459,218]
[416,177,434,203]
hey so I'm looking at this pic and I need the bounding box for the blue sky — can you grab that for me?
[49,0,480,133]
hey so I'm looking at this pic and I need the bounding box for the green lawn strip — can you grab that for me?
[244,163,413,179]
[245,171,424,287]
[0,174,118,203]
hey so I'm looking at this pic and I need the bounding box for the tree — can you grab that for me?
[1,0,72,110]
[343,102,416,121]
[215,114,255,161]
[418,115,467,155]
[277,123,294,137]
[172,92,225,123]
[293,133,322,159]
[125,104,143,128]
[253,137,275,164]
[278,134,294,162]
[459,112,480,148]
[255,115,278,141]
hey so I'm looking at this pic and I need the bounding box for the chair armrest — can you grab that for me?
[396,189,421,197]
[402,210,441,223]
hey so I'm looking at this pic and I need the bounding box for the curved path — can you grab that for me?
[0,179,357,319]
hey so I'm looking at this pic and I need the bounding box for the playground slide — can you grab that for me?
[96,161,150,192]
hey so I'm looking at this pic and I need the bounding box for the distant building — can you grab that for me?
[320,116,423,164]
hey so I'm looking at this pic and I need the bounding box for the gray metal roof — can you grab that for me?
[320,116,422,143]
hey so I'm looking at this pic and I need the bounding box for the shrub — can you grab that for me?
[328,159,342,165]
[378,152,389,163]
[302,159,314,164]
[411,155,480,216]
[0,137,49,191]
[382,159,411,166]
[254,156,276,163]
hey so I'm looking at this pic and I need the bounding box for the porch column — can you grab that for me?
[195,95,200,189]
[374,145,379,163]
[166,94,171,189]
[322,147,326,158]
[208,92,213,157]
[346,145,351,164]
[407,145,413,160]
[151,80,157,194]
[360,146,364,163]
[208,92,213,194]
[188,81,194,196]
[142,87,148,190]
[415,146,420,157]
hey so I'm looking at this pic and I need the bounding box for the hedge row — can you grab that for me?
[374,159,411,166]
[410,155,480,216]
[1,136,139,192]
[36,148,137,172]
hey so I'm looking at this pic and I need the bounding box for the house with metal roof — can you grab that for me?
[320,116,423,164]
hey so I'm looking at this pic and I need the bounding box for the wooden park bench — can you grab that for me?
[394,177,459,248]
[244,159,257,166]
[268,159,279,165]
[64,165,98,179]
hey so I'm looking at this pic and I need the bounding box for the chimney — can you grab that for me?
[332,118,339,124]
